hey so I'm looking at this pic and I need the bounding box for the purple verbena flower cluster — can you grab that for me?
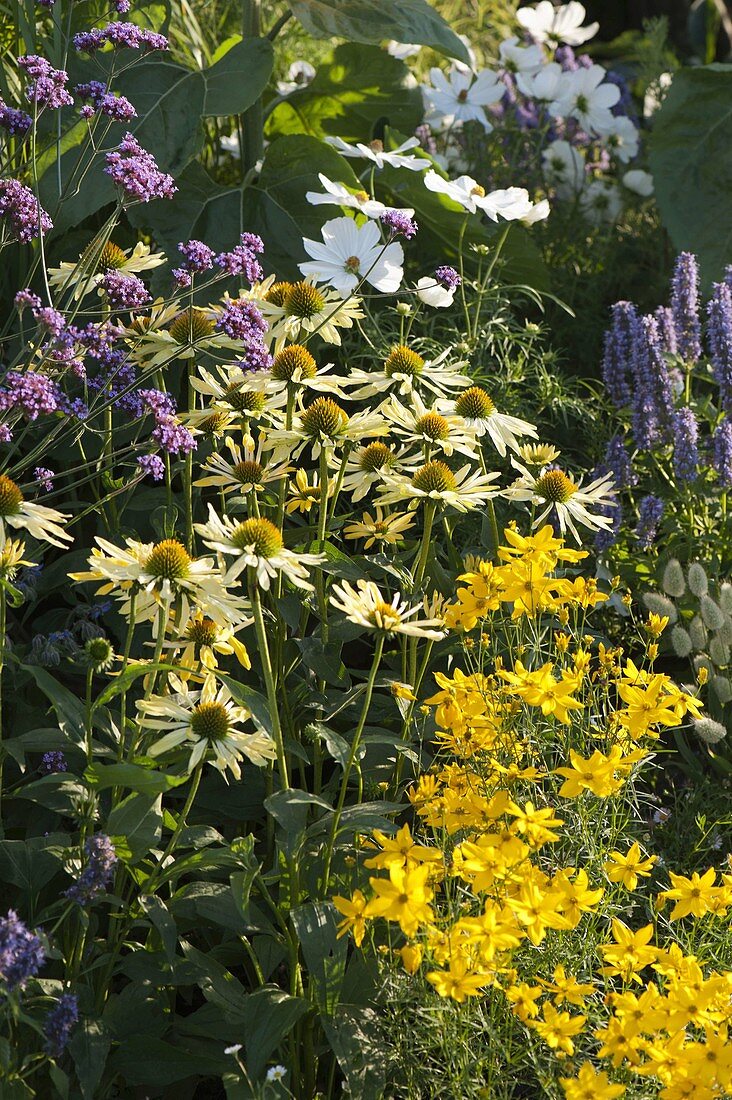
[100,270,151,310]
[65,834,117,906]
[173,239,215,287]
[216,232,264,282]
[215,299,272,371]
[0,99,32,135]
[18,55,73,110]
[434,265,461,289]
[0,910,45,993]
[0,371,62,420]
[73,23,168,52]
[105,133,176,204]
[140,389,195,456]
[43,994,79,1057]
[75,81,137,122]
[34,467,55,491]
[136,454,165,481]
[380,209,418,239]
[0,178,53,242]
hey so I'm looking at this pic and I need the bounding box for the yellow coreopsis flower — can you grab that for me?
[554,749,625,798]
[604,842,657,891]
[657,868,719,920]
[544,965,594,1007]
[599,920,658,983]
[559,1061,625,1100]
[333,889,369,946]
[505,981,542,1021]
[365,864,434,936]
[531,1002,586,1056]
[426,957,491,1003]
[363,823,443,872]
[616,675,682,739]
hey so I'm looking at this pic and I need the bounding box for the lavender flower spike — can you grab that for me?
[713,420,732,488]
[65,834,117,905]
[0,910,45,992]
[636,494,664,549]
[670,251,701,363]
[708,280,732,413]
[602,301,635,408]
[671,407,699,483]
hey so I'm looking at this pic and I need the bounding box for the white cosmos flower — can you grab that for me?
[516,61,563,101]
[516,2,599,46]
[436,387,538,456]
[324,135,428,171]
[383,391,479,460]
[601,116,639,163]
[138,673,276,778]
[542,139,585,196]
[300,217,404,297]
[424,169,535,221]
[387,41,422,59]
[305,174,388,218]
[346,344,471,400]
[414,276,457,308]
[504,460,615,543]
[522,199,551,224]
[194,508,324,591]
[276,59,315,97]
[330,580,446,639]
[579,179,622,224]
[549,66,621,135]
[378,460,501,513]
[0,475,71,548]
[498,37,545,75]
[422,67,503,131]
[622,169,654,197]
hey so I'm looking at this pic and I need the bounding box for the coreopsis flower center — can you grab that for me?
[384,344,425,378]
[457,89,469,103]
[224,385,266,415]
[371,600,403,631]
[97,241,128,272]
[416,412,450,441]
[231,517,283,557]
[284,281,326,319]
[169,308,215,344]
[470,184,486,198]
[412,461,457,493]
[0,475,23,517]
[369,139,383,153]
[271,344,317,382]
[144,539,191,581]
[534,469,577,503]
[198,412,230,436]
[354,190,369,203]
[344,255,361,274]
[190,701,231,741]
[301,397,348,438]
[232,460,264,485]
[359,442,394,472]
[264,281,294,308]
[456,386,495,419]
[186,617,219,648]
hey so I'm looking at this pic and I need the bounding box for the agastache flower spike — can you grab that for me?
[708,280,732,412]
[670,251,701,363]
[671,407,699,482]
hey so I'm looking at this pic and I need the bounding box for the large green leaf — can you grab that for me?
[649,64,732,286]
[267,43,422,143]
[288,0,469,62]
[107,792,163,863]
[117,60,206,173]
[202,36,274,116]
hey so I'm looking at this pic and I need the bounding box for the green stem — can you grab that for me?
[147,764,203,892]
[249,578,290,789]
[413,501,436,593]
[321,634,384,894]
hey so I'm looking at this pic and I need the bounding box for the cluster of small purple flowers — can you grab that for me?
[34,466,54,491]
[671,407,699,482]
[75,81,137,123]
[216,232,264,282]
[708,277,732,412]
[0,178,53,242]
[0,99,32,135]
[104,133,176,204]
[670,251,702,363]
[140,389,196,457]
[18,55,73,110]
[43,993,79,1057]
[216,299,272,372]
[434,265,461,289]
[39,750,67,774]
[64,834,117,906]
[0,371,62,420]
[136,453,165,482]
[0,910,45,993]
[100,270,151,310]
[635,494,665,550]
[380,209,418,239]
[172,239,216,288]
[73,23,168,53]
[713,420,732,489]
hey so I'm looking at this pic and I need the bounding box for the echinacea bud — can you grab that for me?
[692,716,727,744]
[712,675,732,704]
[84,636,114,671]
[642,592,677,624]
[670,626,693,658]
[662,558,685,598]
[687,562,708,598]
[700,594,724,631]
[689,615,707,651]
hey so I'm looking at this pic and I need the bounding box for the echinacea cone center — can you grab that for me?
[0,475,23,517]
[231,517,283,558]
[535,469,577,503]
[144,539,191,582]
[190,701,230,741]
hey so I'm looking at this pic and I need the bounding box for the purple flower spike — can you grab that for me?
[670,252,701,363]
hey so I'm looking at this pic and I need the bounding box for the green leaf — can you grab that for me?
[321,1006,386,1100]
[107,1036,226,1088]
[216,674,273,735]
[69,1020,111,1100]
[295,636,351,688]
[649,64,732,285]
[267,43,422,142]
[107,792,163,864]
[14,774,88,814]
[139,894,178,963]
[85,761,188,796]
[307,538,364,580]
[288,0,469,62]
[202,36,274,116]
[91,661,180,710]
[265,788,332,848]
[291,902,347,1014]
[116,59,205,175]
[0,838,62,897]
[21,666,86,743]
[229,835,261,923]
